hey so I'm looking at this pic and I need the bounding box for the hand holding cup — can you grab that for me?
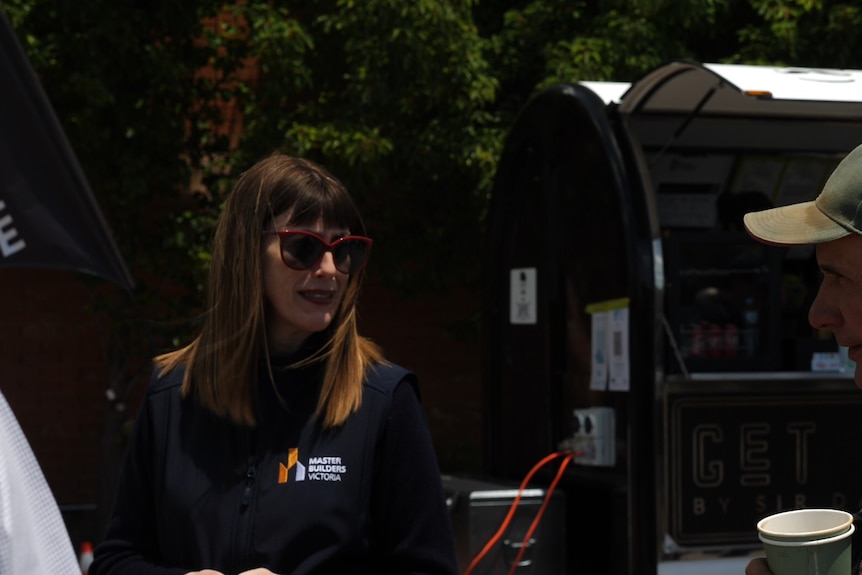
[756,508,854,575]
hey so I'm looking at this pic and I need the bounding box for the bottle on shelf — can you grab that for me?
[741,296,759,356]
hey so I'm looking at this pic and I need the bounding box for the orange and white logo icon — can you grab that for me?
[278,448,306,484]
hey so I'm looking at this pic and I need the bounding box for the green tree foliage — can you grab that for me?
[735,0,862,67]
[7,0,858,329]
[4,0,861,431]
[4,0,249,333]
[236,1,500,294]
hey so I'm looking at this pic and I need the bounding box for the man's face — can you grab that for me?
[808,234,862,387]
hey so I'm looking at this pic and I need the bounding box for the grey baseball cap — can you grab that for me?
[743,143,862,245]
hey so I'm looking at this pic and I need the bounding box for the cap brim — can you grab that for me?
[743,201,852,246]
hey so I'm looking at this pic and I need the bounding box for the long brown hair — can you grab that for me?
[155,153,383,427]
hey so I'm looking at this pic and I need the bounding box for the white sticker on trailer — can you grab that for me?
[509,268,537,325]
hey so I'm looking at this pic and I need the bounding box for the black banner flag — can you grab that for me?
[0,9,134,292]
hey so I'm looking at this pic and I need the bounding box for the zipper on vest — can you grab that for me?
[233,436,257,570]
[240,456,256,509]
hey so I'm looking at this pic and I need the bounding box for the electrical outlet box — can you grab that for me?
[571,407,615,466]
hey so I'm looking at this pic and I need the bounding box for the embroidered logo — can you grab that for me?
[307,456,347,482]
[277,449,347,483]
[278,448,305,483]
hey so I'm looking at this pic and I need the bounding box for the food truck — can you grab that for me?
[481,60,862,574]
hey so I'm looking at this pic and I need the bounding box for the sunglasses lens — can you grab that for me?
[333,239,370,274]
[280,234,324,270]
[277,232,370,273]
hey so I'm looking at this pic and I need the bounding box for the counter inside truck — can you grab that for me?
[483,60,862,575]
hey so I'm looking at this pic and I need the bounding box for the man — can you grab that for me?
[743,143,862,574]
[0,389,80,574]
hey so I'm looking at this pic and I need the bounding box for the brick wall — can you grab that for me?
[0,267,485,552]
[0,268,109,552]
[358,278,485,473]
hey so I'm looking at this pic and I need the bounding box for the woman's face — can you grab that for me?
[262,214,349,355]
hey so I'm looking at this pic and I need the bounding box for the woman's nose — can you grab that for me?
[316,250,339,276]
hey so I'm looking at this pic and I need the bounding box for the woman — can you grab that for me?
[91,154,458,575]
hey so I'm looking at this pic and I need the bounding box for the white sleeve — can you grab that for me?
[0,390,79,575]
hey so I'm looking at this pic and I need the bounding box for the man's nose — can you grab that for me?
[808,284,838,331]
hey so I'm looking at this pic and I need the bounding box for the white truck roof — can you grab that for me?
[579,61,862,119]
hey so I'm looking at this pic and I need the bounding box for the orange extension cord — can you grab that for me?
[461,450,580,575]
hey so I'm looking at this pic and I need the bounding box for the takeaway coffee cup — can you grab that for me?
[757,508,854,575]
